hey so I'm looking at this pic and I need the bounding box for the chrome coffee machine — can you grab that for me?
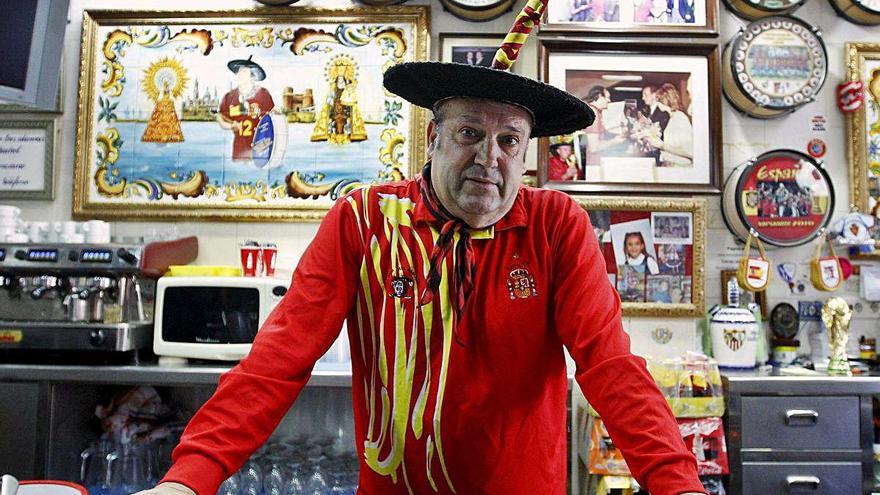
[0,237,197,358]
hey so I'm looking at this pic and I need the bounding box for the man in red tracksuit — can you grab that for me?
[140,61,707,495]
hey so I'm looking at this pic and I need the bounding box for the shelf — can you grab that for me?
[0,362,353,387]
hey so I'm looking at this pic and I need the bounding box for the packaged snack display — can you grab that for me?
[647,354,725,417]
[588,417,630,476]
[678,417,730,475]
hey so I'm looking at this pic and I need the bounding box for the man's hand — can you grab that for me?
[131,482,195,495]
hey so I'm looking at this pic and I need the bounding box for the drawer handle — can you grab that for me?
[785,409,819,425]
[786,475,821,490]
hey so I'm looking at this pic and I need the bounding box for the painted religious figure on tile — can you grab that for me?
[141,58,187,143]
[311,55,367,144]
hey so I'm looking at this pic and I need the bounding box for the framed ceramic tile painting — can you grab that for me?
[73,7,428,221]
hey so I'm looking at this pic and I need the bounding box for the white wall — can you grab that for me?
[7,0,880,350]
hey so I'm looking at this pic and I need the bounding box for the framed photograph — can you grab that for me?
[541,0,718,36]
[439,33,506,69]
[575,196,706,316]
[0,118,56,200]
[651,211,692,244]
[845,43,880,215]
[538,39,722,195]
[74,7,429,221]
[720,269,768,319]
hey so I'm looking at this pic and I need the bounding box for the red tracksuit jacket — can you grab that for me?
[162,180,706,495]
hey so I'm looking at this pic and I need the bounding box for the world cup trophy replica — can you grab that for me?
[821,297,853,376]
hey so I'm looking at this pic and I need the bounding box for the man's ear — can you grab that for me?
[426,120,438,157]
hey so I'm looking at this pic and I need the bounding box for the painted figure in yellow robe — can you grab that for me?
[311,56,367,144]
[141,58,188,143]
[143,79,185,143]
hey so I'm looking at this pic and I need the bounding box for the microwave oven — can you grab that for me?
[153,276,288,361]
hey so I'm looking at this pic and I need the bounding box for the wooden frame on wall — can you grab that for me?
[74,7,429,221]
[538,39,723,195]
[574,196,706,317]
[540,0,719,36]
[845,42,880,216]
[438,33,507,69]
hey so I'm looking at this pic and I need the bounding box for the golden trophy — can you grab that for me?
[821,297,853,376]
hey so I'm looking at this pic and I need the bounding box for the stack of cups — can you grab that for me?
[0,205,26,242]
[82,220,111,243]
[53,221,84,243]
[239,241,278,277]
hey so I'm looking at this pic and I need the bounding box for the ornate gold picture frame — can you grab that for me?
[74,7,429,221]
[574,196,706,316]
[846,42,880,215]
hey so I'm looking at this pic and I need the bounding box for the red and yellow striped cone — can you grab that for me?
[491,0,549,70]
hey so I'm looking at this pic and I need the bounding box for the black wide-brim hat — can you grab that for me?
[227,55,266,81]
[383,62,595,138]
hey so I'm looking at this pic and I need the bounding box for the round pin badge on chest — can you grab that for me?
[722,149,835,247]
[722,16,827,119]
[440,0,518,21]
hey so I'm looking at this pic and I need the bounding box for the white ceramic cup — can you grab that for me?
[5,233,29,243]
[0,226,17,239]
[26,221,48,243]
[59,233,85,244]
[60,221,79,236]
[82,220,111,244]
[0,205,21,217]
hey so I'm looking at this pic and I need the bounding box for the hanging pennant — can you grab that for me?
[737,231,772,292]
[810,235,842,291]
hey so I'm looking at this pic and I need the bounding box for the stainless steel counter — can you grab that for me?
[0,362,353,387]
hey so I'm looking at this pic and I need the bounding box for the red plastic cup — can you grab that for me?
[261,242,278,277]
[240,242,261,277]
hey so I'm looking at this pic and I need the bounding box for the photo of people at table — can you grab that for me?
[553,0,697,23]
[592,210,693,303]
[562,70,694,183]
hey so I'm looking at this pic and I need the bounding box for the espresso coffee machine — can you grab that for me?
[0,237,197,359]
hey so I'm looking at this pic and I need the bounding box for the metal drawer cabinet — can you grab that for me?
[742,462,861,495]
[741,396,860,450]
[723,375,880,495]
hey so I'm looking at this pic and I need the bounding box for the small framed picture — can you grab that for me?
[538,39,722,195]
[0,118,56,200]
[651,212,693,244]
[541,0,718,36]
[439,33,506,69]
[578,196,706,316]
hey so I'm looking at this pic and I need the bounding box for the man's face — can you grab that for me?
[236,67,254,87]
[642,87,655,106]
[427,98,531,229]
[556,144,573,160]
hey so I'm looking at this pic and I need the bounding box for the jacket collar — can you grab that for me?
[412,179,528,237]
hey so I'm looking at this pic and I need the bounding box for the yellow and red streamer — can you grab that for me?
[491,0,548,70]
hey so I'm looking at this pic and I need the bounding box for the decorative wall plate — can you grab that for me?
[722,16,826,118]
[440,0,517,21]
[356,0,410,5]
[722,0,807,20]
[722,149,834,247]
[830,0,880,25]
